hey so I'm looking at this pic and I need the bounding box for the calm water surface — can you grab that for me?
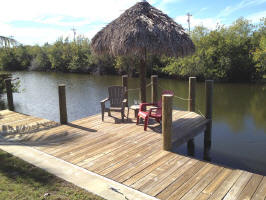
[2,71,266,175]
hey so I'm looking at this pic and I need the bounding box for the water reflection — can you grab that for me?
[158,79,266,133]
[3,71,266,175]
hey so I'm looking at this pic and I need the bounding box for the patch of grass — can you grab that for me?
[0,150,104,200]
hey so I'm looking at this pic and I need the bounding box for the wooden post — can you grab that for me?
[188,77,196,112]
[58,84,68,124]
[5,79,14,111]
[151,75,158,104]
[188,77,196,146]
[187,139,195,156]
[205,80,213,122]
[122,75,128,105]
[162,94,173,151]
[204,80,213,154]
[139,59,146,103]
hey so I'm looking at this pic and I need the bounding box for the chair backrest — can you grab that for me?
[108,86,125,107]
[157,90,174,107]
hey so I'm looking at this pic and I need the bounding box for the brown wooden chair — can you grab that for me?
[100,86,128,122]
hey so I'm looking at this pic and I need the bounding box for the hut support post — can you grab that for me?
[187,77,196,150]
[204,80,213,160]
[151,75,158,104]
[162,94,173,151]
[58,84,68,124]
[5,79,14,111]
[139,59,146,103]
[122,75,128,106]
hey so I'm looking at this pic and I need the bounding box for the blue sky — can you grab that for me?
[0,0,265,45]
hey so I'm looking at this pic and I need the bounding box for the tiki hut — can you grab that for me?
[91,0,195,102]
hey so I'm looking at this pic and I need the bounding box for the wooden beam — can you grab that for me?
[5,79,14,111]
[58,84,68,124]
[204,80,213,160]
[188,77,196,147]
[122,75,128,106]
[151,75,158,104]
[162,94,173,151]
[188,77,196,112]
[139,59,146,103]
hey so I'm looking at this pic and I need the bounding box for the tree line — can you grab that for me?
[0,18,265,82]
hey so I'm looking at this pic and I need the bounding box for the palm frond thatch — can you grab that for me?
[0,36,18,47]
[91,1,195,58]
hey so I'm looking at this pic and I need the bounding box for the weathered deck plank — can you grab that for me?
[0,109,265,200]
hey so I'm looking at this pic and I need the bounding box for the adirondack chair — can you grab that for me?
[137,90,174,131]
[101,86,128,122]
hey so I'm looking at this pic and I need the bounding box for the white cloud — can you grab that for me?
[0,0,142,44]
[0,0,138,23]
[175,15,221,30]
[0,21,70,45]
[247,10,266,22]
[218,0,266,17]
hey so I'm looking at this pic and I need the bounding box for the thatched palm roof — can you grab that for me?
[91,1,195,58]
[0,36,18,47]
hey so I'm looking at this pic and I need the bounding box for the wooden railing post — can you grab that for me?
[122,75,128,105]
[58,84,68,124]
[205,80,213,122]
[5,79,14,111]
[204,80,213,153]
[188,77,196,149]
[151,75,158,104]
[188,77,196,112]
[162,94,173,151]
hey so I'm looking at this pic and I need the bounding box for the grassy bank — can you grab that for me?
[0,149,104,200]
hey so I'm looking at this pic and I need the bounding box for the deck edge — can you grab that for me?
[0,140,159,200]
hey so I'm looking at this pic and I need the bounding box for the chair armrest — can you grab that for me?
[100,98,109,104]
[148,107,161,115]
[139,103,156,111]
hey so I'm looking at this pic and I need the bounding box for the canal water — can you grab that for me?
[1,71,266,175]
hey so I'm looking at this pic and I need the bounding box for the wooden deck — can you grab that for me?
[0,109,265,200]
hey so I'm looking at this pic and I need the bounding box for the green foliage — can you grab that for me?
[252,18,266,79]
[0,45,31,71]
[163,18,265,81]
[0,18,265,81]
[114,54,163,77]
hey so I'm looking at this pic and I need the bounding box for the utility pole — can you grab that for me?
[187,13,192,34]
[71,27,76,42]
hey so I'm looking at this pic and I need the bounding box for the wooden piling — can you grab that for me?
[5,79,14,111]
[188,77,196,146]
[122,75,128,105]
[204,80,213,149]
[205,80,213,121]
[151,75,158,104]
[187,139,195,156]
[162,94,173,151]
[58,84,68,124]
[188,77,196,112]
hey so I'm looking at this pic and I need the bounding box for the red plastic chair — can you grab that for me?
[136,90,174,131]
